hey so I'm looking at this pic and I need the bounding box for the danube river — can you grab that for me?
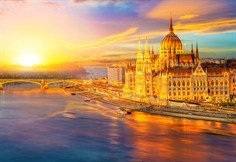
[0,84,236,162]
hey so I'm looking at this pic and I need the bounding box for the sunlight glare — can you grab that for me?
[18,53,42,67]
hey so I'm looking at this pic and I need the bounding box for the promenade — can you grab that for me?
[74,89,236,124]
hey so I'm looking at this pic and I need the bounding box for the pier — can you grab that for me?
[74,89,236,124]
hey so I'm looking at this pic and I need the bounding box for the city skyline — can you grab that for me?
[0,0,235,68]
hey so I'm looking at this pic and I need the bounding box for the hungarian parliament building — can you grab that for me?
[123,18,236,103]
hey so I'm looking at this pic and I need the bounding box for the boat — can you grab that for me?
[63,111,77,119]
[117,109,127,115]
[71,92,76,95]
[126,109,132,114]
[84,98,90,102]
[117,108,132,115]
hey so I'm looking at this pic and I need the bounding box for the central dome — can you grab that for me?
[161,31,183,50]
[160,17,183,51]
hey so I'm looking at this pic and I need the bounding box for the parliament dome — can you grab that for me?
[160,17,183,51]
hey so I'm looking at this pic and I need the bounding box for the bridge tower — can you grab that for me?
[40,79,48,89]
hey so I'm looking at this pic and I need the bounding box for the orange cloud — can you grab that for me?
[179,14,199,20]
[175,19,236,34]
[50,27,168,51]
[52,27,138,50]
[146,0,224,20]
[43,2,64,8]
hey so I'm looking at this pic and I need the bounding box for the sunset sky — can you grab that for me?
[0,0,235,67]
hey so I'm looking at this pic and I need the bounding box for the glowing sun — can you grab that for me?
[18,53,42,67]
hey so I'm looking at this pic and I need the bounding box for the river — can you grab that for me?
[0,83,236,162]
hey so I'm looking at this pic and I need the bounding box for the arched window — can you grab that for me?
[220,81,223,86]
[216,80,218,86]
[197,81,199,86]
[225,80,227,86]
[194,81,196,86]
[203,81,205,86]
[178,81,181,86]
[173,81,176,86]
[200,81,202,86]
[211,80,214,86]
[187,81,190,86]
[169,81,171,86]
[182,81,185,86]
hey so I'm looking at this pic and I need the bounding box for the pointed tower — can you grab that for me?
[191,43,194,54]
[129,61,132,71]
[126,62,130,72]
[143,37,151,73]
[195,42,200,62]
[169,12,173,33]
[151,45,155,59]
[144,37,150,59]
[136,38,143,73]
[151,45,156,71]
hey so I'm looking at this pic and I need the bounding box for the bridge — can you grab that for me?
[0,79,85,90]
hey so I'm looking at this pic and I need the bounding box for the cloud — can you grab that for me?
[71,0,126,5]
[145,0,236,34]
[146,0,208,20]
[175,18,236,34]
[70,1,140,22]
[53,27,139,50]
[0,0,26,3]
[0,8,10,17]
[43,2,64,8]
[179,14,199,20]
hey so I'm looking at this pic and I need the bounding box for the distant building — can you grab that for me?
[123,17,235,103]
[107,66,123,84]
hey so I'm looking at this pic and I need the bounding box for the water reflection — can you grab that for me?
[126,112,236,161]
[0,85,236,161]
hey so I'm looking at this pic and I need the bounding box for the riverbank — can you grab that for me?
[72,90,236,124]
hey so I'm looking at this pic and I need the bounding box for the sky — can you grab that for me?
[0,0,235,68]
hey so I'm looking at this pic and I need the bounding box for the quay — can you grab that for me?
[72,89,236,124]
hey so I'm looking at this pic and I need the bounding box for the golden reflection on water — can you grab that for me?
[125,112,236,161]
[2,88,236,161]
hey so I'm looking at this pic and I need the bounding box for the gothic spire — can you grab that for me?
[137,37,143,60]
[151,45,155,59]
[169,12,173,32]
[191,43,194,54]
[138,37,142,51]
[126,62,130,71]
[196,42,199,60]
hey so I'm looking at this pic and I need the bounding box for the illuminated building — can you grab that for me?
[123,17,235,103]
[107,66,123,84]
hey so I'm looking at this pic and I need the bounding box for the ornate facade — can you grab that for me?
[123,18,235,103]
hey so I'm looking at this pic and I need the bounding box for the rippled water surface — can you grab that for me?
[0,84,236,162]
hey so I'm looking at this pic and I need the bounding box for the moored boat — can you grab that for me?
[63,111,77,119]
[117,108,132,115]
[84,98,90,102]
[117,109,127,115]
